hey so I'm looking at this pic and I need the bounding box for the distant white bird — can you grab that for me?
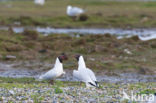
[139,34,156,41]
[34,0,45,5]
[39,54,67,84]
[67,5,84,17]
[73,55,98,88]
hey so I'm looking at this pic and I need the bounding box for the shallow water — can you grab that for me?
[0,63,155,83]
[1,26,156,41]
[0,63,39,78]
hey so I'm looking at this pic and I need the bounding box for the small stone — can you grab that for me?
[89,58,95,61]
[124,49,132,55]
[9,90,15,95]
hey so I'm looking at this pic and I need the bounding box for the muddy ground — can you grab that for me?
[0,30,155,82]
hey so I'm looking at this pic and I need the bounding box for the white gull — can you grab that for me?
[73,55,98,88]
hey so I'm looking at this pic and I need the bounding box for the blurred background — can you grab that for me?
[0,0,155,82]
[0,0,156,28]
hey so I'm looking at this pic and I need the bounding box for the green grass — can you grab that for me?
[0,77,81,88]
[0,0,156,28]
[0,76,155,88]
[54,87,63,94]
[0,77,38,83]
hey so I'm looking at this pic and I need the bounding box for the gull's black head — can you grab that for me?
[58,53,68,63]
[74,54,81,61]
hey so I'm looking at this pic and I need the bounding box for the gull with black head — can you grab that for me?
[39,53,68,84]
[73,55,99,88]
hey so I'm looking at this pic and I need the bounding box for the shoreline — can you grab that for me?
[0,61,156,83]
[0,26,156,41]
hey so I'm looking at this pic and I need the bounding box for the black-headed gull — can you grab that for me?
[67,5,84,17]
[73,55,98,88]
[39,54,68,84]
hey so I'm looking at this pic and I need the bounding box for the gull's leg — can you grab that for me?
[75,16,79,21]
[80,81,83,86]
[49,80,54,85]
[79,81,83,86]
[72,16,77,21]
